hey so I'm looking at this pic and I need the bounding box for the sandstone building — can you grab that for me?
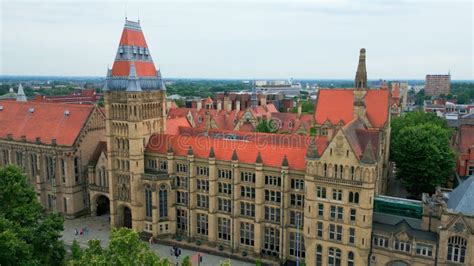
[1,19,472,266]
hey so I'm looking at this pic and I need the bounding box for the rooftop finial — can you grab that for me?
[126,62,142,92]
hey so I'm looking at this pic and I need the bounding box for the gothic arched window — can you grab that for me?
[328,247,341,266]
[159,186,168,218]
[316,245,323,266]
[447,236,467,263]
[348,251,354,266]
[145,186,152,218]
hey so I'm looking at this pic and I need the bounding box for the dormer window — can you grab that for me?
[132,46,137,54]
[138,47,143,55]
[145,48,149,55]
[198,116,203,123]
[288,121,293,129]
[119,47,124,54]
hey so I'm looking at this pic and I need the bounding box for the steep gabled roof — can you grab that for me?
[166,117,191,135]
[315,88,389,128]
[447,176,474,215]
[89,141,107,166]
[0,101,95,146]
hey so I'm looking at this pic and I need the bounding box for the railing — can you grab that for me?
[314,175,364,187]
[142,169,170,181]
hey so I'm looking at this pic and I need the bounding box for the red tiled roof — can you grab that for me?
[146,133,328,170]
[166,117,191,135]
[119,28,148,47]
[0,101,95,146]
[315,88,389,128]
[111,61,157,77]
[315,89,354,125]
[365,89,390,128]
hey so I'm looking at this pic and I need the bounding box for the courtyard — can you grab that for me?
[61,215,254,266]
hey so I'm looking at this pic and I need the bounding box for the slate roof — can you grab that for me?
[447,176,474,215]
[372,213,437,242]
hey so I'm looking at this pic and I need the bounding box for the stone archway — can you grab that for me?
[96,195,110,216]
[388,260,410,266]
[122,206,132,228]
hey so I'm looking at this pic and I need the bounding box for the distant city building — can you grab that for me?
[32,89,102,105]
[425,74,451,96]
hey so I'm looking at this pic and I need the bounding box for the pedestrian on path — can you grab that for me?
[149,236,154,245]
[74,228,78,236]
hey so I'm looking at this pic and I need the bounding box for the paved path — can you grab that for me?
[62,215,254,266]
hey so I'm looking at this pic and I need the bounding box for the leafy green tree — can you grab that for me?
[68,227,168,266]
[391,111,448,144]
[255,119,277,133]
[456,92,470,104]
[182,255,191,266]
[391,112,455,198]
[220,259,232,266]
[70,240,83,261]
[175,99,185,107]
[0,165,65,266]
[290,101,315,114]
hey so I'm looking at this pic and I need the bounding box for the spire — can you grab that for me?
[107,20,162,91]
[126,62,142,92]
[16,84,27,102]
[209,147,215,158]
[355,48,367,89]
[306,137,320,159]
[361,140,376,164]
[231,149,238,161]
[255,151,262,164]
[102,68,110,91]
[281,155,289,167]
[251,79,258,108]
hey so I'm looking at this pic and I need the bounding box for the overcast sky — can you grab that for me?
[1,0,473,79]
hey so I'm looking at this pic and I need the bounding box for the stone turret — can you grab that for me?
[355,48,367,89]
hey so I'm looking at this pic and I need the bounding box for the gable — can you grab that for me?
[319,129,360,164]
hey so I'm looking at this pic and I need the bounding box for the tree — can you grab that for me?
[391,111,448,144]
[255,119,278,133]
[0,165,65,265]
[456,92,470,104]
[390,112,455,198]
[220,259,232,266]
[182,256,191,266]
[68,227,169,266]
[70,240,83,261]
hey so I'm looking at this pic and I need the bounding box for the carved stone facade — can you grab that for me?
[0,104,106,218]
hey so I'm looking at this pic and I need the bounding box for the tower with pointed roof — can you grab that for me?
[355,48,367,89]
[251,79,258,108]
[16,84,27,102]
[104,19,167,230]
